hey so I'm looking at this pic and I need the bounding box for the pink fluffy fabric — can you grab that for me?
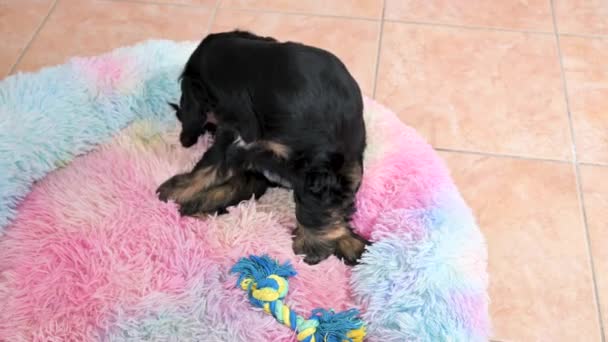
[0,89,488,340]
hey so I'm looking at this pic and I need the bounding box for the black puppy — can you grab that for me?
[157,30,369,265]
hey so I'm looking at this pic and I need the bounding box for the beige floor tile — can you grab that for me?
[15,0,213,72]
[384,0,553,32]
[220,0,383,19]
[211,9,379,95]
[0,0,54,77]
[560,36,608,165]
[441,152,601,341]
[554,0,608,36]
[580,165,608,333]
[376,23,572,160]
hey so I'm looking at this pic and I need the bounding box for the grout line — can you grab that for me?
[550,1,606,341]
[580,161,608,168]
[92,0,608,42]
[89,0,608,41]
[383,18,555,36]
[98,0,216,9]
[560,32,608,40]
[8,0,59,75]
[434,147,570,164]
[209,5,381,22]
[371,0,386,99]
[205,0,220,34]
[437,147,608,167]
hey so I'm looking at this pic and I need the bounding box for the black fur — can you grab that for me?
[159,30,369,265]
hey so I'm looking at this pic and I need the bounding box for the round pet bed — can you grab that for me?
[0,41,489,341]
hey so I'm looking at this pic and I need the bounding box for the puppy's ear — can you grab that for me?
[304,152,345,202]
[307,169,340,196]
[179,77,207,147]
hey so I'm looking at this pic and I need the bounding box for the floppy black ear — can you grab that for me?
[303,152,346,202]
[179,77,207,147]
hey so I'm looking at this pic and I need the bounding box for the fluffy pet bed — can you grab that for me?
[0,41,490,341]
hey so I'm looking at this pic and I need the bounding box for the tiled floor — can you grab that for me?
[1,0,607,341]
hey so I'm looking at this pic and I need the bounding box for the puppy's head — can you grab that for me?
[170,76,210,148]
[228,30,278,42]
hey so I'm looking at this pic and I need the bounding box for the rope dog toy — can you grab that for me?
[231,255,367,342]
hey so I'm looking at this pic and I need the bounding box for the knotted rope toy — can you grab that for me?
[231,255,367,342]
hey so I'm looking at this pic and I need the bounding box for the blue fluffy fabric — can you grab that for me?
[0,41,191,232]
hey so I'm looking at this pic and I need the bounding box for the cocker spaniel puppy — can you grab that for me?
[157,30,369,265]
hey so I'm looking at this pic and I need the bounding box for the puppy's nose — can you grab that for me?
[180,132,198,147]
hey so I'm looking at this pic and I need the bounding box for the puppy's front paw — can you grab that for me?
[156,174,189,202]
[292,235,334,265]
[302,253,329,265]
[178,199,213,217]
[178,202,229,217]
[178,200,202,216]
[334,234,370,266]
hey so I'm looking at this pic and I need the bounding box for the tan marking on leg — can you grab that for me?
[180,172,270,216]
[182,167,219,198]
[343,161,363,193]
[326,209,367,265]
[292,222,336,265]
[322,223,350,240]
[293,207,368,265]
[293,207,362,264]
[165,167,233,204]
[206,181,238,206]
[259,141,290,159]
[292,224,311,255]
[184,182,238,215]
[335,233,367,264]
[171,167,216,202]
